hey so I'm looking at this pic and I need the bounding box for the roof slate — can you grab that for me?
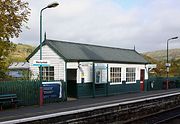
[27,40,148,64]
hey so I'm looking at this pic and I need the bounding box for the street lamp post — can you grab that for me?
[166,36,178,90]
[39,2,59,106]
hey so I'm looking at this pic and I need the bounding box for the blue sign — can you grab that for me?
[42,81,62,99]
[33,64,50,66]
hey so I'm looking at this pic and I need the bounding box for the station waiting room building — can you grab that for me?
[27,40,149,98]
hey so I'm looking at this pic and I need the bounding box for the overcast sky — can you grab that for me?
[12,0,180,52]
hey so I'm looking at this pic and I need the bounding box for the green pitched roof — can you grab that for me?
[27,39,148,64]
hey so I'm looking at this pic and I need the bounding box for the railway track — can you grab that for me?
[125,106,180,124]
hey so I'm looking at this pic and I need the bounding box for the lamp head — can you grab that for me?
[47,2,59,8]
[171,36,178,40]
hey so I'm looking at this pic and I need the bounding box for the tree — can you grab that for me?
[170,59,180,76]
[0,41,16,80]
[0,0,30,80]
[0,0,30,41]
[144,54,180,77]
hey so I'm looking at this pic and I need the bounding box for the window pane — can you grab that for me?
[50,67,54,71]
[50,77,54,81]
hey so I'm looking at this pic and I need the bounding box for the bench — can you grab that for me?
[0,94,20,110]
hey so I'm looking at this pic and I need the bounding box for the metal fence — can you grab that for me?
[147,77,180,91]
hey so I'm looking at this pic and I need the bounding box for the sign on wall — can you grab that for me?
[42,81,62,99]
[33,60,50,66]
[146,64,157,71]
[95,63,107,84]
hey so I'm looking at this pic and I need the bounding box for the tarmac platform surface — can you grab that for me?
[0,88,180,123]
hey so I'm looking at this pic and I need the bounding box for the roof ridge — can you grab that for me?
[45,39,135,51]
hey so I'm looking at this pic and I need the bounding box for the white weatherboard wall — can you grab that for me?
[67,62,148,84]
[67,62,93,83]
[78,62,93,83]
[29,45,65,81]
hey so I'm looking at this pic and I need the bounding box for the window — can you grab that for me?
[95,64,107,83]
[39,66,54,81]
[110,67,121,83]
[126,68,136,82]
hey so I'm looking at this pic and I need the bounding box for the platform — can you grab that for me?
[0,88,180,123]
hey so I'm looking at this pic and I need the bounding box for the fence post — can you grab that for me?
[40,86,43,106]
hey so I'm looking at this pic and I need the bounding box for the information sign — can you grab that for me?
[33,60,50,66]
[42,81,62,99]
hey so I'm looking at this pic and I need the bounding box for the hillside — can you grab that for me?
[143,48,180,61]
[143,48,180,77]
[8,43,36,62]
